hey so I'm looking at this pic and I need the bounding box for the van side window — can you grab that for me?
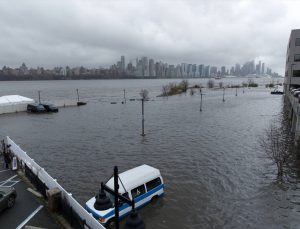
[146,177,162,191]
[131,185,146,199]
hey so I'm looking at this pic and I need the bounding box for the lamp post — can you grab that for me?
[123,89,126,104]
[98,167,145,229]
[200,88,203,112]
[76,88,80,102]
[141,98,145,136]
[38,91,41,104]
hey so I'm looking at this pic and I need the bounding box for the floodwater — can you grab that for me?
[1,78,300,229]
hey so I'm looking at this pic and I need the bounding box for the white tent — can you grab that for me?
[0,95,34,114]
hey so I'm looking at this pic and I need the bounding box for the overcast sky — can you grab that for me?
[0,0,299,74]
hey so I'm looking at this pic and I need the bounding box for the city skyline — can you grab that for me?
[110,55,279,78]
[0,55,281,80]
[0,0,300,75]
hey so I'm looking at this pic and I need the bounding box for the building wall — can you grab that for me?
[285,29,300,91]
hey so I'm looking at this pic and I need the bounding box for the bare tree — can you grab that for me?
[161,85,169,97]
[219,82,223,88]
[207,79,214,88]
[180,80,189,93]
[190,88,195,96]
[259,122,294,180]
[139,89,149,100]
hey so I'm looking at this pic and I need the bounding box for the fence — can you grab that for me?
[6,136,105,229]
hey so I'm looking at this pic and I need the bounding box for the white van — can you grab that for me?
[85,164,164,226]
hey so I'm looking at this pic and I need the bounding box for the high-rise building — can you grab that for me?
[198,64,204,77]
[187,64,193,77]
[262,63,265,75]
[210,66,218,77]
[176,65,181,78]
[142,57,149,76]
[121,56,125,73]
[235,63,241,76]
[181,63,187,77]
[230,66,234,75]
[149,59,155,77]
[204,65,210,77]
[221,66,226,76]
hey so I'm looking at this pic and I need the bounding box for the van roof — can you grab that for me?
[106,164,161,194]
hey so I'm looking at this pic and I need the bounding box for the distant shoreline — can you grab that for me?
[0,75,283,81]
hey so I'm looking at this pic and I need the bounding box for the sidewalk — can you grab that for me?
[0,161,61,229]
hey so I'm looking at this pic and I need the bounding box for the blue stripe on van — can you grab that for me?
[86,184,164,221]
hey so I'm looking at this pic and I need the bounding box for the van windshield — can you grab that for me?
[104,191,129,207]
[104,190,115,207]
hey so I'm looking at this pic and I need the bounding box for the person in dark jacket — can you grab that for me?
[4,145,11,169]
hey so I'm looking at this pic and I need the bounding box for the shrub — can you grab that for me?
[207,79,215,88]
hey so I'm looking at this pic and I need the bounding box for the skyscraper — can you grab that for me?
[121,56,125,73]
[235,63,241,76]
[221,66,226,76]
[142,57,149,76]
[149,59,155,77]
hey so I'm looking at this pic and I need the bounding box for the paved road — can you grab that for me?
[0,161,61,229]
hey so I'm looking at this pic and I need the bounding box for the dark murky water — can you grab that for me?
[2,78,300,229]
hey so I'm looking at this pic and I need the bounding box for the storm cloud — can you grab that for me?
[0,0,299,74]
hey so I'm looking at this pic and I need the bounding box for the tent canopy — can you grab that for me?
[0,95,34,106]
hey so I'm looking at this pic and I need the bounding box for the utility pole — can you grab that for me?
[38,91,41,104]
[222,87,225,102]
[76,88,80,102]
[200,88,203,112]
[123,89,126,104]
[141,99,145,136]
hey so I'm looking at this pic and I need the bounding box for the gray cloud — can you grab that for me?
[0,0,299,74]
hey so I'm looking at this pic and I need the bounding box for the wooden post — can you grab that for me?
[235,87,238,96]
[222,87,225,102]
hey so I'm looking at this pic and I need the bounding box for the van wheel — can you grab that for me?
[7,196,15,208]
[106,218,115,229]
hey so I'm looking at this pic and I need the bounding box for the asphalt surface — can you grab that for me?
[0,160,60,229]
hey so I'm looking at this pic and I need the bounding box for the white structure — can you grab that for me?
[284,29,300,92]
[0,95,34,114]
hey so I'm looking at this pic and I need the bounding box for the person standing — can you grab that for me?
[4,144,11,169]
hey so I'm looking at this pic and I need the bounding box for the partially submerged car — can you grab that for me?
[41,103,59,112]
[0,187,17,212]
[27,103,46,113]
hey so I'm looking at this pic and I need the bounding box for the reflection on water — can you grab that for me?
[1,79,300,228]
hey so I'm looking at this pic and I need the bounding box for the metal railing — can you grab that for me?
[6,136,105,229]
